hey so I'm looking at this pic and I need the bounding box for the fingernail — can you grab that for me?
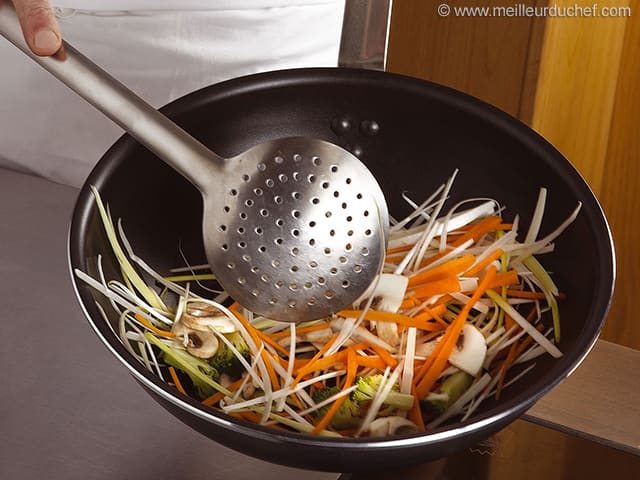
[34,29,60,53]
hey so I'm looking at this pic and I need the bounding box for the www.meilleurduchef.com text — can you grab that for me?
[436,3,632,18]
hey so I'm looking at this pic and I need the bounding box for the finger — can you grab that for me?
[12,0,61,56]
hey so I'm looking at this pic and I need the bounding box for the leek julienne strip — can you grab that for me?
[91,187,166,311]
[486,290,562,358]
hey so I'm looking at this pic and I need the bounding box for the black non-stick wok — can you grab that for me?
[69,68,615,473]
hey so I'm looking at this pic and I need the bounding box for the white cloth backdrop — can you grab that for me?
[0,1,345,186]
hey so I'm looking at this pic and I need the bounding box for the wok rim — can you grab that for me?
[67,67,616,456]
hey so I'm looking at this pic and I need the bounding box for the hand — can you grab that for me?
[11,0,61,55]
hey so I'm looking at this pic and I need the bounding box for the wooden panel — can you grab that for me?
[530,0,629,194]
[524,340,640,455]
[597,7,640,348]
[386,0,539,117]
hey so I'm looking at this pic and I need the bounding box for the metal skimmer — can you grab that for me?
[0,3,388,322]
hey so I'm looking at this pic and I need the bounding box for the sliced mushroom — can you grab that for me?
[369,274,409,313]
[365,416,419,437]
[359,274,409,348]
[448,324,486,376]
[180,301,237,333]
[171,301,236,359]
[414,324,487,376]
[172,321,219,358]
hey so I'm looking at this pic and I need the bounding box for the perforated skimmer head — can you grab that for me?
[203,137,388,322]
[0,5,388,322]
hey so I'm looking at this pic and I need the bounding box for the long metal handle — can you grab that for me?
[0,2,221,191]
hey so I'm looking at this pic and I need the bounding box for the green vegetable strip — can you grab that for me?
[144,332,232,397]
[91,186,166,311]
[523,255,561,342]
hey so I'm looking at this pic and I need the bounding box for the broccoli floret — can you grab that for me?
[312,386,362,430]
[420,371,472,416]
[209,331,251,378]
[145,332,222,399]
[351,375,415,411]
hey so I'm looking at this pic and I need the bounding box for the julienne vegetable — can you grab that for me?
[75,171,581,437]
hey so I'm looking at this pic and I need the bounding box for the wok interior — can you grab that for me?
[72,69,612,468]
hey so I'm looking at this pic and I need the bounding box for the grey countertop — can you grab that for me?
[0,168,338,480]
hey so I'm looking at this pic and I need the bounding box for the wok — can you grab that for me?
[69,68,615,472]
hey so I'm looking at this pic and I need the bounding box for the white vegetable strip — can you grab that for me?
[400,327,417,394]
[525,188,547,244]
[276,323,297,412]
[388,200,495,250]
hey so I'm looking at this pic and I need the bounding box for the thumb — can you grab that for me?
[12,0,61,56]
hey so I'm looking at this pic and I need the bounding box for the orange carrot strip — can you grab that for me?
[312,348,357,434]
[356,356,387,370]
[415,266,498,399]
[268,323,330,339]
[386,244,414,255]
[505,289,547,299]
[134,313,175,338]
[400,297,420,309]
[485,270,519,290]
[408,254,476,287]
[409,385,426,432]
[418,248,455,268]
[409,276,461,300]
[231,309,262,347]
[202,377,245,406]
[450,216,502,247]
[416,305,449,329]
[465,249,505,276]
[504,313,516,331]
[202,391,225,407]
[496,223,514,230]
[255,329,290,356]
[495,341,519,400]
[291,333,340,388]
[495,318,544,399]
[168,367,187,395]
[370,343,398,368]
[261,350,281,391]
[294,350,347,376]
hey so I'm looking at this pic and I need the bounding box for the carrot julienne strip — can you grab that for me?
[312,348,357,434]
[484,270,519,290]
[504,289,548,299]
[415,266,498,399]
[408,385,426,432]
[268,323,330,339]
[291,333,339,388]
[134,313,175,338]
[356,356,387,370]
[408,254,476,287]
[408,276,461,300]
[450,216,502,247]
[202,377,246,406]
[465,248,505,276]
[168,366,187,395]
[294,350,347,376]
